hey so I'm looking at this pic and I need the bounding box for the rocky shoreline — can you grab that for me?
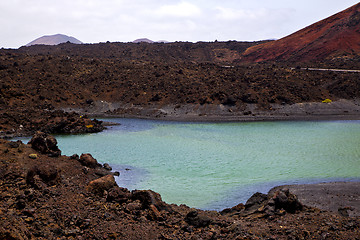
[0,108,105,139]
[62,99,360,123]
[1,132,360,239]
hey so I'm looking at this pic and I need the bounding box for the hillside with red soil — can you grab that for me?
[243,3,360,63]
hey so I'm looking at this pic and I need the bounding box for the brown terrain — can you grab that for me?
[1,134,359,239]
[1,2,360,239]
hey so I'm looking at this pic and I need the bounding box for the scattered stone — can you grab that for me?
[338,207,354,217]
[16,198,26,209]
[244,192,268,214]
[86,175,117,195]
[8,140,21,148]
[107,187,131,203]
[148,204,163,220]
[70,154,79,160]
[29,154,37,159]
[29,132,61,157]
[26,165,60,187]
[82,167,89,174]
[95,168,111,177]
[131,190,169,211]
[272,189,303,214]
[220,203,245,216]
[103,163,112,171]
[79,153,100,168]
[126,201,142,212]
[185,210,212,228]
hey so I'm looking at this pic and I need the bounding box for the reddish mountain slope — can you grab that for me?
[243,3,360,62]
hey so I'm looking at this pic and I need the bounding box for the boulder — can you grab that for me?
[103,163,112,171]
[185,210,212,228]
[235,189,304,218]
[220,203,245,216]
[79,153,100,168]
[70,154,79,160]
[244,192,268,214]
[95,168,111,177]
[26,165,60,188]
[107,187,131,203]
[271,189,303,213]
[29,132,61,157]
[28,154,38,159]
[131,190,169,211]
[148,204,163,220]
[86,175,116,195]
[8,140,21,148]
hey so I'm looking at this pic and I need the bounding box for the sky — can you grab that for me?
[1,0,359,48]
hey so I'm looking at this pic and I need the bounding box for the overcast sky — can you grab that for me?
[1,0,359,48]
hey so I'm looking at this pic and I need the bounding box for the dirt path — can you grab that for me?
[300,67,360,73]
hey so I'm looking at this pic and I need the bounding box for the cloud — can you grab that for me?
[0,0,359,48]
[215,7,269,21]
[156,1,202,18]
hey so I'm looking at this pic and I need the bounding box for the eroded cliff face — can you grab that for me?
[1,134,359,239]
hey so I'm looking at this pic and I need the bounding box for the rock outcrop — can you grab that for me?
[221,189,303,218]
[29,131,61,157]
[86,174,117,195]
[79,153,100,168]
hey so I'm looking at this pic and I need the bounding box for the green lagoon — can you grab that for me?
[42,119,360,210]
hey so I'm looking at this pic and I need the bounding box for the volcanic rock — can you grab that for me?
[107,187,131,203]
[79,153,100,168]
[86,174,117,195]
[131,190,169,211]
[185,210,213,228]
[29,132,61,157]
[272,188,303,214]
[26,165,60,188]
[8,140,21,148]
[103,163,112,171]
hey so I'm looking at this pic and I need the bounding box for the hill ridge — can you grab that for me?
[243,3,360,62]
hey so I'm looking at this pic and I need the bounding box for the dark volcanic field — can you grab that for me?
[1,41,360,239]
[1,41,360,136]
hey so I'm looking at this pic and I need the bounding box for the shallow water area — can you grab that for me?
[22,119,360,210]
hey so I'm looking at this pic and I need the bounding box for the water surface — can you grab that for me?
[41,119,360,210]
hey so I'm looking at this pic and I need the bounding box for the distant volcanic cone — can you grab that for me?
[25,34,83,46]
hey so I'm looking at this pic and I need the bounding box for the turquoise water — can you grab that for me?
[38,119,360,210]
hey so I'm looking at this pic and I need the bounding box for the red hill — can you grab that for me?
[243,3,360,62]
